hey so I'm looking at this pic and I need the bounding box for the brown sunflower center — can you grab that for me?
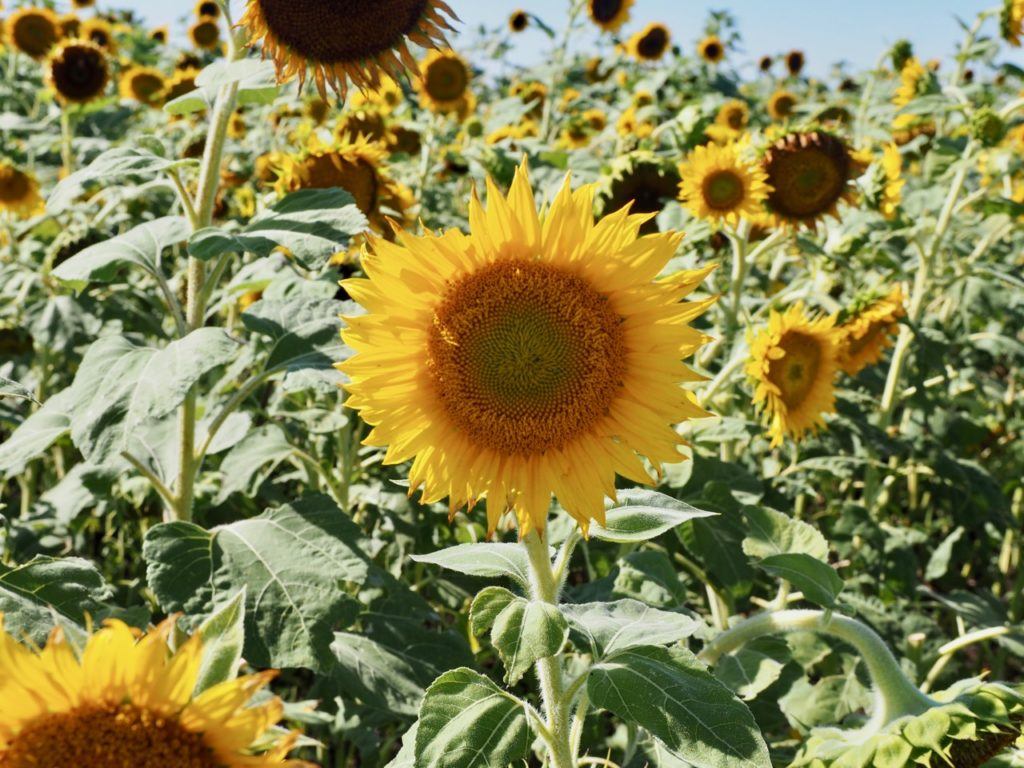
[89,29,111,48]
[768,331,822,410]
[702,41,723,61]
[50,45,108,102]
[131,72,165,103]
[0,169,31,204]
[256,0,430,64]
[702,169,746,211]
[636,27,669,59]
[298,152,380,215]
[771,94,795,117]
[197,1,220,15]
[590,0,624,23]
[510,12,528,30]
[424,57,468,103]
[723,106,746,129]
[192,20,220,47]
[765,136,849,219]
[427,260,626,456]
[12,13,60,58]
[0,703,219,768]
[605,164,680,233]
[948,727,1022,768]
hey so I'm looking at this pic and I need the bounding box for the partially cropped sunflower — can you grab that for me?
[838,287,905,376]
[597,153,681,235]
[747,303,841,447]
[880,143,903,219]
[0,616,308,767]
[627,22,670,61]
[0,163,44,219]
[1002,0,1024,46]
[189,16,221,51]
[239,0,457,99]
[194,0,221,18]
[46,39,109,104]
[70,0,95,6]
[335,107,388,142]
[119,66,166,106]
[761,131,866,229]
[697,34,725,63]
[767,89,798,121]
[678,142,771,227]
[416,49,471,114]
[706,99,750,143]
[508,10,528,33]
[340,162,713,535]
[587,0,633,32]
[5,7,61,59]
[81,18,115,53]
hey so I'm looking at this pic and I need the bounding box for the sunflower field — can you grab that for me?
[1,0,1024,765]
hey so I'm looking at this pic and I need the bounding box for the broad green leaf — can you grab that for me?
[165,59,279,115]
[925,527,965,581]
[144,495,369,670]
[491,597,568,684]
[562,599,703,658]
[590,490,717,543]
[588,645,771,768]
[36,462,111,525]
[48,146,187,211]
[193,589,247,695]
[741,506,829,561]
[215,423,295,502]
[757,553,844,609]
[713,637,790,701]
[469,586,517,636]
[412,543,535,588]
[385,723,418,768]
[0,386,75,476]
[415,668,531,768]
[613,550,686,608]
[0,375,35,402]
[678,511,754,600]
[52,217,189,290]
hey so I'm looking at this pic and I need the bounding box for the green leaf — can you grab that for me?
[411,543,535,588]
[215,423,295,502]
[469,586,517,636]
[562,599,703,658]
[52,217,189,290]
[48,146,186,211]
[491,598,568,684]
[144,495,369,670]
[415,668,531,768]
[0,386,75,476]
[590,490,717,543]
[757,553,844,609]
[588,645,771,768]
[613,550,687,608]
[741,506,829,561]
[193,588,247,695]
[165,59,279,115]
[189,189,367,270]
[925,527,965,581]
[713,637,790,701]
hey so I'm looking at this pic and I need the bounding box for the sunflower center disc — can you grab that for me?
[425,59,468,102]
[14,16,57,57]
[637,27,668,58]
[0,171,31,203]
[256,0,429,64]
[427,260,626,456]
[298,153,379,216]
[590,0,623,23]
[768,147,845,217]
[703,170,745,211]
[725,107,745,129]
[0,703,219,768]
[769,331,822,409]
[193,21,219,46]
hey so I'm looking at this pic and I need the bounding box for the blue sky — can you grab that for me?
[113,0,1022,74]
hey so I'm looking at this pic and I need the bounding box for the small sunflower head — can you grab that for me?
[889,38,914,71]
[597,152,681,234]
[697,34,725,63]
[508,10,529,33]
[767,89,798,121]
[0,163,45,219]
[59,14,82,38]
[970,107,1006,147]
[786,49,805,76]
[838,286,905,375]
[81,18,116,52]
[165,67,201,101]
[587,0,633,32]
[47,39,110,104]
[416,49,471,114]
[627,22,671,61]
[5,7,62,60]
[584,56,610,83]
[118,66,166,107]
[189,16,221,51]
[194,0,222,19]
[149,26,169,44]
[706,99,750,143]
[678,142,771,227]
[759,55,773,72]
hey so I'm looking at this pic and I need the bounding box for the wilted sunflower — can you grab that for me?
[0,616,308,767]
[5,7,61,60]
[81,18,116,52]
[46,39,109,104]
[767,89,798,121]
[785,49,805,76]
[706,99,750,143]
[627,22,670,61]
[189,16,221,51]
[149,25,169,44]
[508,10,528,33]
[239,0,457,99]
[678,142,770,227]
[762,131,865,229]
[587,0,633,32]
[194,0,221,18]
[0,163,44,219]
[838,287,905,376]
[697,34,725,63]
[879,142,903,219]
[119,66,166,106]
[747,303,841,447]
[416,49,471,114]
[340,162,714,535]
[598,153,680,235]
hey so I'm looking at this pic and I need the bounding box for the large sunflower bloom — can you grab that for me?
[5,7,62,60]
[0,163,44,219]
[239,0,457,99]
[746,303,841,447]
[678,142,771,227]
[0,616,307,767]
[838,287,905,376]
[340,162,715,535]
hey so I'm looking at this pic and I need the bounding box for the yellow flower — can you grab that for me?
[508,10,528,33]
[239,0,456,99]
[149,26,169,44]
[678,142,771,227]
[627,22,671,61]
[58,13,81,38]
[0,163,44,219]
[486,120,538,145]
[81,18,116,53]
[747,303,841,447]
[767,89,798,121]
[1002,0,1024,45]
[194,0,221,18]
[189,16,221,51]
[165,67,201,102]
[894,56,926,106]
[416,49,471,114]
[349,75,403,114]
[838,287,905,376]
[880,143,903,219]
[340,162,714,535]
[697,34,725,63]
[582,107,607,131]
[47,40,109,104]
[228,112,247,139]
[587,0,633,32]
[0,616,307,767]
[511,80,547,118]
[706,99,749,143]
[616,106,653,139]
[5,7,61,60]
[597,153,680,235]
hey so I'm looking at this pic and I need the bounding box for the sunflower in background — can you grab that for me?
[59,14,81,38]
[119,66,166,107]
[615,105,654,139]
[194,0,221,19]
[81,18,116,53]
[189,15,221,51]
[767,89,798,121]
[706,99,750,143]
[416,49,472,115]
[627,22,671,62]
[678,142,771,227]
[747,303,842,447]
[0,163,44,219]
[597,153,681,234]
[47,39,109,104]
[838,287,905,376]
[350,75,404,114]
[880,142,904,219]
[5,7,61,59]
[697,34,725,64]
[149,26,169,44]
[70,0,95,7]
[785,49,805,76]
[587,0,633,32]
[240,0,456,98]
[509,10,528,33]
[1001,0,1023,46]
[894,56,928,106]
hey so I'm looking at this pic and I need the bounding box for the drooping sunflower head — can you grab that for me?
[5,7,61,60]
[697,34,725,63]
[746,303,841,447]
[46,39,109,104]
[837,286,905,376]
[767,89,798,121]
[415,49,471,114]
[508,10,528,33]
[81,18,116,53]
[785,49,805,76]
[761,130,865,229]
[340,161,714,535]
[587,0,633,32]
[189,16,221,51]
[758,54,773,72]
[678,142,771,227]
[597,152,681,235]
[0,163,44,219]
[1000,0,1024,46]
[239,0,457,99]
[627,22,671,61]
[0,616,307,767]
[119,66,167,107]
[195,0,222,18]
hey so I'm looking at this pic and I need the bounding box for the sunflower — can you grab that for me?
[58,14,81,38]
[837,287,905,376]
[510,80,547,118]
[678,142,770,227]
[5,7,61,59]
[1001,0,1024,46]
[46,39,109,104]
[149,25,169,44]
[189,16,221,51]
[0,616,308,767]
[340,161,713,535]
[697,34,725,63]
[558,120,591,149]
[582,107,607,131]
[892,113,936,146]
[597,153,680,235]
[762,131,865,228]
[767,89,798,121]
[508,10,528,33]
[165,67,201,102]
[584,56,610,83]
[486,120,538,145]
[785,49,805,76]
[228,112,247,139]
[616,106,653,139]
[119,66,166,106]
[416,49,471,114]
[758,55,773,72]
[706,99,750,143]
[194,0,221,18]
[880,142,903,219]
[81,18,115,53]
[336,108,388,142]
[587,0,633,32]
[349,75,403,113]
[239,0,457,99]
[70,0,95,7]
[627,22,670,61]
[0,163,44,219]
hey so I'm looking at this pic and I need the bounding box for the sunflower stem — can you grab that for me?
[59,108,75,176]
